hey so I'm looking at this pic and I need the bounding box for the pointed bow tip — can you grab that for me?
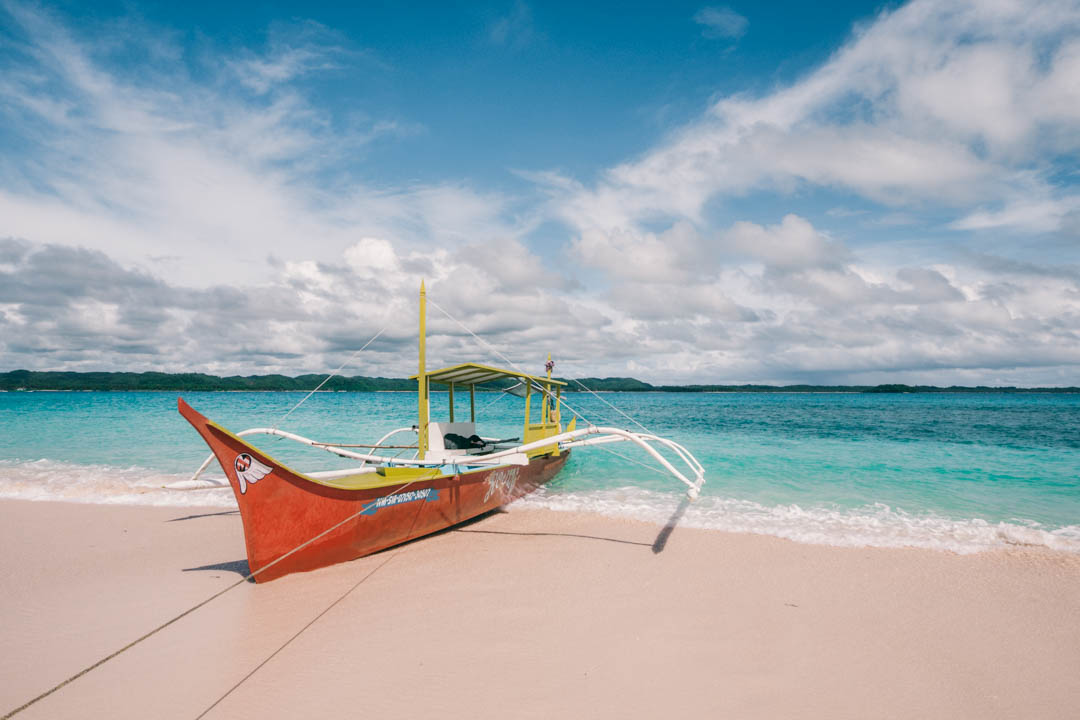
[177,397,206,426]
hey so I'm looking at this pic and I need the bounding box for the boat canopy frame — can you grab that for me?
[411,361,567,389]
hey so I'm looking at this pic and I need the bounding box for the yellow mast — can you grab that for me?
[417,280,428,461]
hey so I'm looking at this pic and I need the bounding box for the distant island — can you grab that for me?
[0,370,1076,393]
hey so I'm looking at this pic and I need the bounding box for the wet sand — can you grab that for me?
[2,498,1079,719]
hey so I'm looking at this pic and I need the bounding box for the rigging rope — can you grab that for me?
[594,443,673,480]
[272,324,388,432]
[565,375,656,436]
[425,297,596,430]
[425,296,697,488]
[482,387,511,410]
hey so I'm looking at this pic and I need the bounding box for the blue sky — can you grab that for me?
[1,0,1079,385]
[34,1,887,187]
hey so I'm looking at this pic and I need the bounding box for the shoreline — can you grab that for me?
[5,388,1080,394]
[2,461,1078,555]
[2,499,1078,719]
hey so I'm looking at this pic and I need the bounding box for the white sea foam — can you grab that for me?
[0,459,236,508]
[3,459,1078,554]
[512,486,1080,555]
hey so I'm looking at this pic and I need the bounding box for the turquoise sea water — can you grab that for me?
[1,390,1078,552]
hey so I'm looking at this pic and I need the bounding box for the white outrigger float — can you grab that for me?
[180,283,705,582]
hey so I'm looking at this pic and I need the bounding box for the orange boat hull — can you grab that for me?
[179,398,568,582]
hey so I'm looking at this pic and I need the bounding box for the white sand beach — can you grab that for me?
[2,499,1079,719]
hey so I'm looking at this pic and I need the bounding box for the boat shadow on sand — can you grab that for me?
[650,496,691,554]
[169,510,250,580]
[177,501,691,582]
[452,504,690,554]
[183,558,253,580]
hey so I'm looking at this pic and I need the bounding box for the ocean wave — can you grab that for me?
[511,486,1080,554]
[3,459,1078,554]
[0,459,236,508]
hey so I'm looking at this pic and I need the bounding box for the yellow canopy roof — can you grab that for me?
[409,362,566,387]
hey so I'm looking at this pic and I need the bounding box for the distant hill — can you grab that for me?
[0,370,1076,393]
[564,377,655,391]
[0,370,414,392]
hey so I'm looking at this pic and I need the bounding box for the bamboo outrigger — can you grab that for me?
[180,283,705,582]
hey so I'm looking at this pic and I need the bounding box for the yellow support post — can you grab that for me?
[417,281,428,461]
[469,385,475,422]
[448,381,455,423]
[523,378,531,428]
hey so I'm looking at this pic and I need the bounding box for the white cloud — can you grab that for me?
[0,3,520,288]
[571,221,708,283]
[949,195,1080,233]
[3,0,1080,385]
[693,7,748,39]
[725,215,849,271]
[509,0,1080,384]
[550,0,1080,234]
[226,21,347,95]
[488,1,534,48]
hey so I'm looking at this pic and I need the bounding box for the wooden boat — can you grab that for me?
[181,283,704,582]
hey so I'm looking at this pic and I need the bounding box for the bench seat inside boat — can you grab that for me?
[425,421,480,462]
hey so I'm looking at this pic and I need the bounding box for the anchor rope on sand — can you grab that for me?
[1,477,423,720]
[193,552,399,720]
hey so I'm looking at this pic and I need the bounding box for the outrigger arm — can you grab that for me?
[186,426,417,485]
[186,424,705,499]
[183,284,705,499]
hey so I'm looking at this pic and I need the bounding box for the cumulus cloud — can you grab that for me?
[551,0,1080,234]
[523,0,1080,384]
[571,221,710,283]
[724,215,850,271]
[555,205,1080,384]
[0,238,616,375]
[2,0,1080,385]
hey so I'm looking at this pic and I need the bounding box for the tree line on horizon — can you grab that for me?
[0,369,1076,393]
